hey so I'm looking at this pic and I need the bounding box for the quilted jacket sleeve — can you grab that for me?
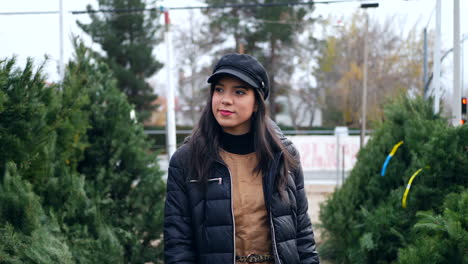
[164,148,196,264]
[290,145,320,264]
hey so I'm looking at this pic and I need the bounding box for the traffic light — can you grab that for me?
[462,97,467,125]
[462,97,467,115]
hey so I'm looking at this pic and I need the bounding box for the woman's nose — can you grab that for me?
[221,95,233,105]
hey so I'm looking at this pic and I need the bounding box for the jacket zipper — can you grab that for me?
[227,166,236,264]
[215,160,236,264]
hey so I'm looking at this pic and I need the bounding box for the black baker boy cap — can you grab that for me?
[207,53,270,100]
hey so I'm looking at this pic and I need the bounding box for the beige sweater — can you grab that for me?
[219,150,273,263]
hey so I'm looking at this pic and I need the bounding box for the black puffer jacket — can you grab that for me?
[164,131,320,264]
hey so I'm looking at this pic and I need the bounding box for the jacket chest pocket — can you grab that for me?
[189,177,229,203]
[187,177,225,217]
[189,177,223,185]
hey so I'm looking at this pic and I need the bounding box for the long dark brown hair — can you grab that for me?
[189,81,297,196]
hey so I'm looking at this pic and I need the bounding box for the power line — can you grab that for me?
[0,10,59,15]
[0,0,378,16]
[161,0,357,11]
[71,7,158,15]
[424,3,436,29]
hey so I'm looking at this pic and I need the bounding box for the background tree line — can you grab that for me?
[315,12,428,128]
[171,5,430,130]
[71,0,431,131]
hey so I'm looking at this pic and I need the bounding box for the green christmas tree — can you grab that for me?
[0,162,75,264]
[398,191,467,263]
[70,40,166,263]
[0,57,79,263]
[77,0,163,121]
[0,39,166,263]
[319,96,468,263]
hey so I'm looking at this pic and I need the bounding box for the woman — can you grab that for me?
[164,53,319,264]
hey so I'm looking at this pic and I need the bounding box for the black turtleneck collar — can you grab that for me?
[220,130,255,155]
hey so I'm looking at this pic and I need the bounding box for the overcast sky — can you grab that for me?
[1,0,467,96]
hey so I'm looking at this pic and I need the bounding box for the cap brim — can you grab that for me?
[207,69,259,89]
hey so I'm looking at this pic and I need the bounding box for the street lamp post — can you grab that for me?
[453,0,461,126]
[59,0,64,83]
[163,8,177,160]
[433,0,442,113]
[360,3,378,149]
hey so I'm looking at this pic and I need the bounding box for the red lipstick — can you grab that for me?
[219,110,233,116]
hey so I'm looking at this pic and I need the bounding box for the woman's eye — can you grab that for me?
[214,87,223,93]
[235,90,246,95]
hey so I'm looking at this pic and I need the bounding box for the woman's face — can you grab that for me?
[211,76,257,135]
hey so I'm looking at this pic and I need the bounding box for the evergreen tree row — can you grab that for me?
[319,96,467,263]
[0,40,165,264]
